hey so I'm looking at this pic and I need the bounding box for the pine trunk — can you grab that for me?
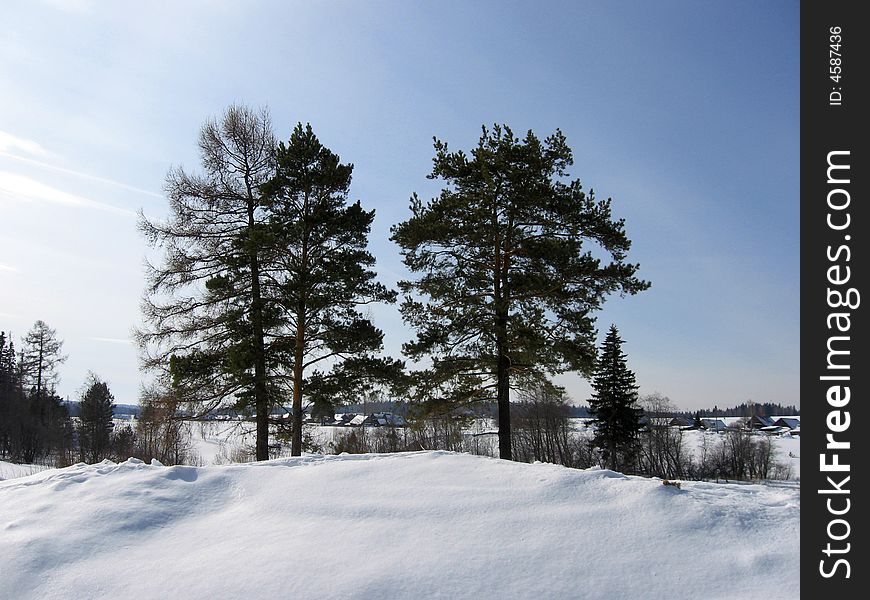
[496,312,511,461]
[291,195,309,457]
[291,317,304,456]
[247,198,270,462]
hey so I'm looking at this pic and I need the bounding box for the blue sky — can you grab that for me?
[0,0,799,411]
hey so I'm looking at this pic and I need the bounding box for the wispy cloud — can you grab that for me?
[89,337,133,345]
[0,263,19,273]
[40,0,95,13]
[0,130,53,159]
[0,171,136,217]
[0,149,161,199]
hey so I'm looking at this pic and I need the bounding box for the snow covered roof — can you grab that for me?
[700,418,727,430]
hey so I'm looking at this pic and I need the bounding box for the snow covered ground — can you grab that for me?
[680,429,801,480]
[0,460,51,481]
[188,419,801,480]
[0,451,798,600]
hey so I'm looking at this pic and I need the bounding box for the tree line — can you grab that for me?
[4,105,795,476]
[1,321,205,467]
[1,323,129,466]
[137,105,649,462]
[679,402,800,419]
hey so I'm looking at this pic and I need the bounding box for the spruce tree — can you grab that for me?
[78,374,115,463]
[392,125,649,460]
[588,325,644,472]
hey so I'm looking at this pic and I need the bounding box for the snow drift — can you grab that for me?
[0,452,798,600]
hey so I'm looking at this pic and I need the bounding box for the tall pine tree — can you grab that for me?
[588,325,644,472]
[138,105,280,461]
[261,123,399,456]
[392,125,649,459]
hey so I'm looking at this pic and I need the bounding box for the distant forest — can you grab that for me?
[60,398,797,421]
[331,400,798,420]
[673,402,799,418]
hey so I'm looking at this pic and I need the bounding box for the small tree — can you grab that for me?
[113,424,136,461]
[588,325,643,472]
[78,374,115,463]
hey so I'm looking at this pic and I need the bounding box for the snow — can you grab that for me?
[0,461,51,481]
[680,429,801,480]
[0,452,798,599]
[187,419,802,482]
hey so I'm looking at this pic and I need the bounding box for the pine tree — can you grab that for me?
[78,374,115,463]
[391,125,649,460]
[261,123,399,456]
[20,320,67,400]
[0,331,18,457]
[588,325,644,472]
[138,105,280,461]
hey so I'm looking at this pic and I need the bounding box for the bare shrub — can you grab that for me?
[510,387,592,468]
[274,423,323,455]
[691,430,787,482]
[405,410,469,452]
[636,394,691,479]
[134,386,200,466]
[213,442,256,464]
[330,426,409,454]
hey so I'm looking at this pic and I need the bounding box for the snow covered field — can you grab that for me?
[681,428,801,480]
[0,461,51,481]
[0,451,798,600]
[188,419,802,480]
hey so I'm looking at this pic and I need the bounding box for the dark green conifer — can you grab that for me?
[392,125,649,459]
[588,325,644,472]
[263,123,399,456]
[78,374,115,463]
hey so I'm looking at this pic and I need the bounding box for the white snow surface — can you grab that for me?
[0,452,799,600]
[187,420,802,481]
[0,461,51,481]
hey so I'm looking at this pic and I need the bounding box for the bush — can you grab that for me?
[134,387,200,466]
[691,429,785,482]
[510,388,593,468]
[330,426,408,454]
